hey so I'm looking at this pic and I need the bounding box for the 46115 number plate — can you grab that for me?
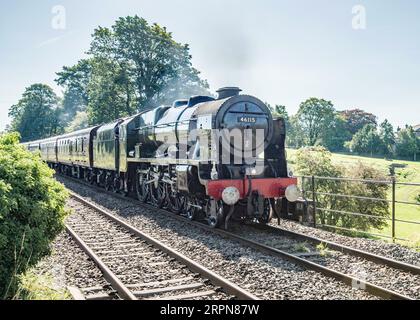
[238,117,257,123]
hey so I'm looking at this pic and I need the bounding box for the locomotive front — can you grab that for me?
[183,87,300,227]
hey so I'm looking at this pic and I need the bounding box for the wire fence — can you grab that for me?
[298,175,420,244]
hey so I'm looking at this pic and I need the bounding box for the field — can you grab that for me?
[286,149,420,247]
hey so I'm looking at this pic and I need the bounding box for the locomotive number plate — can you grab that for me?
[238,117,257,123]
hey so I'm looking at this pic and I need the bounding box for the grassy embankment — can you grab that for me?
[286,149,420,246]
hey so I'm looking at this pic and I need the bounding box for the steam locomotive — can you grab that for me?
[24,87,300,228]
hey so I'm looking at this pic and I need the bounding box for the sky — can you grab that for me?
[0,0,419,131]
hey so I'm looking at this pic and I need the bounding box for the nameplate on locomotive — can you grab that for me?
[238,117,257,123]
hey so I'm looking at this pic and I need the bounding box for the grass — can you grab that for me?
[13,270,70,300]
[292,242,311,253]
[316,243,330,257]
[287,149,420,247]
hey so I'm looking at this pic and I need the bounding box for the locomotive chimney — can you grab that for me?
[216,87,242,100]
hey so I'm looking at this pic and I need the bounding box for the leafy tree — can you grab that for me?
[287,115,306,148]
[348,124,385,156]
[395,127,419,161]
[295,146,342,178]
[268,104,289,120]
[295,98,336,146]
[56,59,92,126]
[295,147,389,233]
[0,133,68,298]
[8,84,63,142]
[340,109,377,135]
[88,15,209,112]
[379,119,395,155]
[320,114,352,152]
[86,57,137,124]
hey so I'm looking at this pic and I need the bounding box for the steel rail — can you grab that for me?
[299,175,392,184]
[66,224,137,300]
[69,191,259,301]
[249,223,420,275]
[139,207,414,300]
[61,176,415,300]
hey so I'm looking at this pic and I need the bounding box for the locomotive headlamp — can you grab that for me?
[222,187,240,205]
[285,185,301,203]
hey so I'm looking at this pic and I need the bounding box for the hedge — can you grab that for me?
[0,133,68,298]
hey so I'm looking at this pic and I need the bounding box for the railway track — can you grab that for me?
[66,192,259,300]
[60,175,418,300]
[251,223,420,275]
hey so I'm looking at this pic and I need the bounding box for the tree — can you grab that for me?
[8,84,63,142]
[88,15,209,112]
[379,119,395,155]
[56,59,92,125]
[294,147,389,233]
[320,114,352,152]
[348,124,385,156]
[86,57,137,124]
[287,115,306,148]
[268,104,289,120]
[395,127,419,161]
[340,109,377,135]
[295,98,336,146]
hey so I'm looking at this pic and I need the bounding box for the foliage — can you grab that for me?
[287,115,306,148]
[295,146,342,178]
[347,124,385,156]
[340,109,377,135]
[288,147,420,243]
[395,127,419,161]
[379,119,395,155]
[81,15,209,124]
[292,242,311,253]
[8,15,210,134]
[269,104,289,120]
[54,16,210,126]
[295,147,389,233]
[86,57,137,124]
[56,59,92,125]
[0,133,69,298]
[319,114,352,152]
[65,111,89,133]
[316,242,330,257]
[14,270,70,300]
[295,98,336,146]
[8,84,63,142]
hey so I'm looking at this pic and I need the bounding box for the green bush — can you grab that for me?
[295,147,389,234]
[0,133,68,298]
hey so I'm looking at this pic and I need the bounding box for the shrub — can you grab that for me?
[0,133,68,298]
[295,147,389,234]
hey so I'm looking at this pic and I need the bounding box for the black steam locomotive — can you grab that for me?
[24,87,299,228]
